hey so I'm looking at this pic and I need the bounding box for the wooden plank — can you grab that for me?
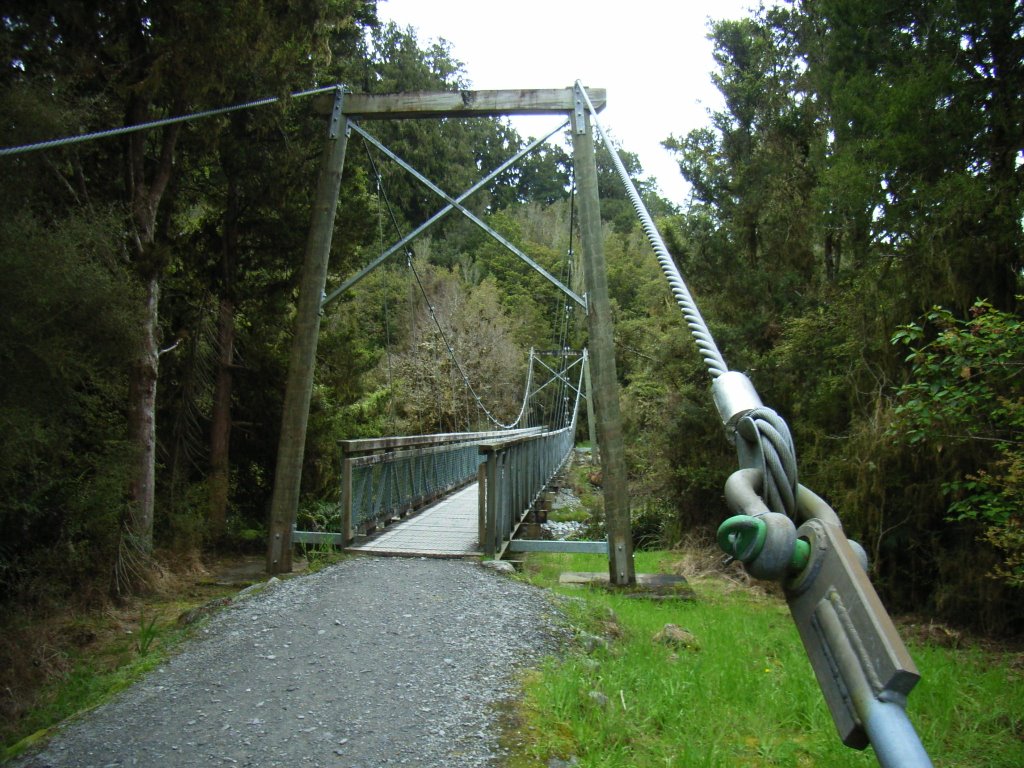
[315,88,606,118]
[265,94,350,575]
[571,89,635,586]
[478,425,569,453]
[291,530,346,545]
[558,571,694,591]
[349,483,482,557]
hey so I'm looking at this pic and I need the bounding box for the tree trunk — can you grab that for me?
[116,66,181,586]
[980,0,1022,311]
[209,296,235,542]
[125,273,160,553]
[209,171,240,543]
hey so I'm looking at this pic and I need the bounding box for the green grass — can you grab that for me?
[0,572,247,764]
[548,505,592,524]
[506,552,1024,768]
[1,615,190,763]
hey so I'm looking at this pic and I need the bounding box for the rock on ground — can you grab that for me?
[14,557,566,768]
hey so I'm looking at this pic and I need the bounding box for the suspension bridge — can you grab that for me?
[291,349,602,559]
[259,84,935,767]
[2,82,935,767]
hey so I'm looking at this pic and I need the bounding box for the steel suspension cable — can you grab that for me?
[408,251,532,430]
[554,182,579,429]
[0,85,342,157]
[362,138,535,431]
[375,173,397,431]
[574,82,798,518]
[574,82,728,380]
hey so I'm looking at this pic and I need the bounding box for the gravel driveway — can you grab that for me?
[14,556,566,767]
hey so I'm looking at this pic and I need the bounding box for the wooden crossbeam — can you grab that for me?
[315,87,606,119]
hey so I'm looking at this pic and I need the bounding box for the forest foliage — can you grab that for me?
[0,0,1021,636]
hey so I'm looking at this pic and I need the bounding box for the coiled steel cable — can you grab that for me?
[740,408,799,518]
[574,82,728,380]
[574,82,798,516]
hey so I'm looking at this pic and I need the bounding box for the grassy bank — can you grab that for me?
[0,558,269,763]
[506,551,1024,768]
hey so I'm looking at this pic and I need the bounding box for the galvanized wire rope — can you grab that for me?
[362,137,535,431]
[574,82,797,516]
[549,178,579,430]
[739,408,799,517]
[0,85,342,157]
[374,171,398,431]
[406,255,534,431]
[574,82,728,380]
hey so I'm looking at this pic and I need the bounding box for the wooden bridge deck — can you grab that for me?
[347,483,481,557]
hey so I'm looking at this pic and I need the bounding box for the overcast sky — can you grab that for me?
[376,0,761,207]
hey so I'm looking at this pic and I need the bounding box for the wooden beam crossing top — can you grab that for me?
[315,87,606,119]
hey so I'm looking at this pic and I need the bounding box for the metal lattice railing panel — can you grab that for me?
[326,429,542,542]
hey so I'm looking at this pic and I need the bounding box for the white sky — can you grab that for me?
[376,0,761,207]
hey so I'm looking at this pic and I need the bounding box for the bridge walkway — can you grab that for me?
[347,482,481,558]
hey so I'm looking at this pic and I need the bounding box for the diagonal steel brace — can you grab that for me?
[330,120,585,310]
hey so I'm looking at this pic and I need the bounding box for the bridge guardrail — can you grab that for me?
[478,425,576,557]
[326,428,543,545]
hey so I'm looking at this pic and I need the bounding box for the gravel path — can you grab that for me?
[15,557,567,768]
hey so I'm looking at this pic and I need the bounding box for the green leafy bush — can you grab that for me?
[891,300,1024,588]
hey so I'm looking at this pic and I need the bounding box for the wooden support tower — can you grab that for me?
[570,91,636,586]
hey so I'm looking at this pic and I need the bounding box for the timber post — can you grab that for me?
[266,88,349,574]
[582,349,599,462]
[570,86,635,586]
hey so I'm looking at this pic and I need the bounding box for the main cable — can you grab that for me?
[573,82,728,380]
[574,82,798,518]
[362,136,535,431]
[0,85,342,157]
[406,256,532,430]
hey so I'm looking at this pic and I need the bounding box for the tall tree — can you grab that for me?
[798,0,1023,311]
[2,0,197,568]
[1,0,378,582]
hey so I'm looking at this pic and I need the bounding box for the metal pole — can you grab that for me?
[266,88,349,574]
[862,698,934,768]
[570,86,635,586]
[477,461,487,548]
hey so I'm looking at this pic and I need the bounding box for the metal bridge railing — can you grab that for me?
[478,425,576,557]
[334,428,543,545]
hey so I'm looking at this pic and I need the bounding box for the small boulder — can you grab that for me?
[480,559,515,574]
[577,631,609,653]
[652,623,700,651]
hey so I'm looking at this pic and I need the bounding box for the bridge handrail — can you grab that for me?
[334,427,545,544]
[339,427,544,456]
[478,424,576,558]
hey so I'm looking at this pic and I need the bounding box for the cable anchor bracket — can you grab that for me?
[717,472,931,764]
